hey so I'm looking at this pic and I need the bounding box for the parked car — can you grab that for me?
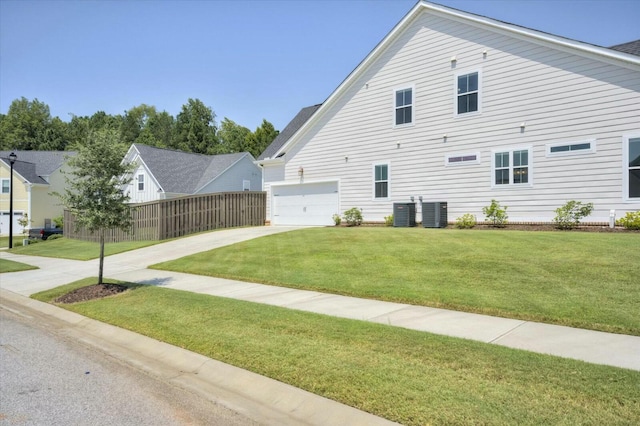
[28,228,63,240]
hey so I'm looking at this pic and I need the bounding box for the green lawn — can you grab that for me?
[0,236,26,249]
[7,237,160,260]
[0,258,38,273]
[152,227,640,335]
[32,279,640,426]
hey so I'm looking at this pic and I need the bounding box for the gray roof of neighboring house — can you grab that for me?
[132,144,251,194]
[609,40,640,56]
[0,151,76,184]
[257,104,322,161]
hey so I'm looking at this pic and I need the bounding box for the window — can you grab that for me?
[1,178,9,194]
[547,140,595,157]
[243,180,251,191]
[446,153,480,166]
[395,87,413,126]
[624,135,640,201]
[456,71,480,115]
[374,164,389,198]
[492,148,532,187]
[137,174,144,191]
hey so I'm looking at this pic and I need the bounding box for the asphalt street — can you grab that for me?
[0,306,259,426]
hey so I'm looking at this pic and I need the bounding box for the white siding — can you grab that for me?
[197,156,262,194]
[127,163,162,203]
[265,10,640,224]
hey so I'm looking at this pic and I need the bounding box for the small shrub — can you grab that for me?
[332,214,342,226]
[384,215,394,227]
[17,213,31,236]
[343,207,363,227]
[455,213,477,229]
[553,200,594,230]
[616,211,640,230]
[482,199,508,227]
[53,215,64,230]
[46,234,64,241]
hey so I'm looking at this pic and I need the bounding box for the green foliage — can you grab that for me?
[217,117,251,154]
[174,98,218,154]
[332,213,341,226]
[384,215,394,226]
[0,97,62,150]
[553,200,594,230]
[46,234,63,241]
[245,119,279,158]
[616,211,640,230]
[57,129,135,283]
[53,216,64,229]
[482,199,508,227]
[455,213,477,229]
[343,207,363,226]
[17,213,31,235]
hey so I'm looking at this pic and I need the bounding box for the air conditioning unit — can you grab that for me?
[393,203,416,227]
[422,202,448,228]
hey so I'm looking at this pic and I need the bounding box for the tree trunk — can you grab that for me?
[98,231,105,285]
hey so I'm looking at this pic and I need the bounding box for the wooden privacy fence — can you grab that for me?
[64,191,266,243]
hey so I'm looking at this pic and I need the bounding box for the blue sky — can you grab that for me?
[1,0,638,132]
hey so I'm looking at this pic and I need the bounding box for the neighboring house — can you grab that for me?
[123,144,262,203]
[257,1,640,226]
[0,151,76,235]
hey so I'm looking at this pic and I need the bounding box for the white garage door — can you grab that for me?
[272,181,339,226]
[0,212,25,236]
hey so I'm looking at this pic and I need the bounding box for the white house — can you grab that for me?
[257,1,640,226]
[123,144,262,203]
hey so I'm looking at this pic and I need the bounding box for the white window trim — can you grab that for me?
[623,133,640,203]
[243,179,251,191]
[454,69,482,118]
[546,139,596,157]
[373,162,390,200]
[137,173,145,191]
[392,84,415,128]
[445,152,481,167]
[491,146,533,189]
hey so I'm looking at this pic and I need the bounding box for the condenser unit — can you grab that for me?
[422,202,448,228]
[393,203,416,227]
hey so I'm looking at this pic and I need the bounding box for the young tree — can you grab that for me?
[57,129,134,284]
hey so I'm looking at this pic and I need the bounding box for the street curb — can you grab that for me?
[0,288,399,426]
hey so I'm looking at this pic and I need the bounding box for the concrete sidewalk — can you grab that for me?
[2,225,639,373]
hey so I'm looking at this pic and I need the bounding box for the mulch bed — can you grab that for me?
[55,283,128,304]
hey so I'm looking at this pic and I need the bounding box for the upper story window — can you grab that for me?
[492,147,532,187]
[374,163,389,199]
[395,87,413,126]
[137,173,145,191]
[624,135,640,201]
[547,140,596,157]
[456,71,480,115]
[1,178,9,194]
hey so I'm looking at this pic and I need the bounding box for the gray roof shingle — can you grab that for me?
[0,151,76,178]
[257,104,322,161]
[132,144,249,194]
[609,40,640,56]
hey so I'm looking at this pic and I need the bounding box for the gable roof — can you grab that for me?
[610,40,640,57]
[0,151,76,178]
[263,1,640,162]
[130,144,253,194]
[257,104,322,161]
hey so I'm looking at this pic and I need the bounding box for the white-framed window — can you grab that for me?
[243,179,251,191]
[455,70,481,116]
[373,163,389,199]
[394,86,413,126]
[1,178,9,194]
[137,173,145,191]
[623,134,640,201]
[546,140,596,157]
[445,153,481,166]
[492,147,532,187]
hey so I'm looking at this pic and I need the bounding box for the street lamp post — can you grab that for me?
[8,152,17,249]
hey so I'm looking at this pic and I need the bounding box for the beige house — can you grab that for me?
[0,151,76,235]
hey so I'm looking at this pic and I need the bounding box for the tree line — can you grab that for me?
[0,97,279,158]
